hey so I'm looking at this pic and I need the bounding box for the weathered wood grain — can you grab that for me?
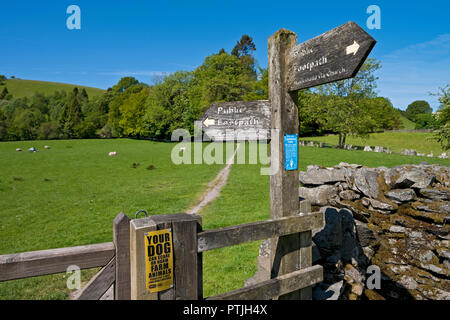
[113,212,131,300]
[197,212,323,252]
[207,265,323,300]
[130,218,157,300]
[74,257,116,300]
[197,100,271,141]
[268,28,303,300]
[0,242,115,282]
[287,21,376,91]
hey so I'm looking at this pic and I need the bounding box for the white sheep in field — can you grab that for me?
[44,145,50,149]
[108,151,118,156]
[16,148,22,152]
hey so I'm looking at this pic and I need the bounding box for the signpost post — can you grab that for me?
[267,22,375,300]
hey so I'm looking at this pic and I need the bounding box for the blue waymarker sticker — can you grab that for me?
[284,134,298,171]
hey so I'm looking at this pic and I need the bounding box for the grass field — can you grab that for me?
[1,79,105,99]
[301,131,445,156]
[0,139,449,299]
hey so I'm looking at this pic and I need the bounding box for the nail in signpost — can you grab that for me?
[268,21,375,300]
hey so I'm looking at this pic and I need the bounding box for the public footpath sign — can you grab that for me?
[145,229,174,293]
[284,134,298,171]
[197,100,271,141]
[287,21,376,91]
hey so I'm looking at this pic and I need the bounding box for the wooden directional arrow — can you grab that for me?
[287,21,376,92]
[197,100,271,141]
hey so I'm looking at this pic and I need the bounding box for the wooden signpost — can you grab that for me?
[268,22,375,300]
[127,21,375,301]
[197,100,271,141]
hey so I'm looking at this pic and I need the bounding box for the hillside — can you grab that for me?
[399,114,416,130]
[0,79,105,99]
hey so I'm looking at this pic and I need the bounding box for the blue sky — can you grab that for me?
[0,0,449,110]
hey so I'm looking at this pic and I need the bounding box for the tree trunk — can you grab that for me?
[338,133,342,148]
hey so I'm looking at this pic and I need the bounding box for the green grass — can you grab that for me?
[0,140,449,299]
[1,79,105,99]
[399,115,416,130]
[0,139,224,299]
[301,131,445,155]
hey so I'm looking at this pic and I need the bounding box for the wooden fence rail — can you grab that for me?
[0,242,115,282]
[197,212,323,252]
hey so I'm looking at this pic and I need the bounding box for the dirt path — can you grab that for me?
[186,143,241,215]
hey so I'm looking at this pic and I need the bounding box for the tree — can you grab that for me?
[0,75,6,85]
[231,35,257,79]
[0,87,11,100]
[306,58,382,146]
[59,88,84,138]
[194,51,255,106]
[405,100,432,121]
[433,85,450,150]
[112,77,139,93]
[231,35,256,57]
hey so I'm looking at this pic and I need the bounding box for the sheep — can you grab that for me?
[108,151,118,156]
[44,145,51,149]
[16,148,22,152]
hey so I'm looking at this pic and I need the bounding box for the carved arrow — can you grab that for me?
[346,41,360,55]
[203,118,215,127]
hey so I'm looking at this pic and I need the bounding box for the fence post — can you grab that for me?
[113,212,131,300]
[129,213,202,300]
[268,29,312,300]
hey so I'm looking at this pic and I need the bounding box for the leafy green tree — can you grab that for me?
[118,87,150,137]
[0,75,6,85]
[405,100,432,121]
[0,87,10,100]
[12,108,45,140]
[144,71,201,138]
[433,85,450,150]
[304,58,382,146]
[243,68,269,101]
[112,77,140,93]
[414,113,436,129]
[37,121,60,140]
[363,97,401,131]
[194,51,255,106]
[107,82,146,137]
[59,88,84,138]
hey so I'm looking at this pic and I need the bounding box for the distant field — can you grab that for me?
[301,131,445,156]
[0,139,449,300]
[1,79,105,98]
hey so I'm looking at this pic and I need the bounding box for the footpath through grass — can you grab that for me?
[0,139,224,299]
[301,132,445,156]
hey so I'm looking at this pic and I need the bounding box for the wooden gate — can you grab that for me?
[0,209,323,300]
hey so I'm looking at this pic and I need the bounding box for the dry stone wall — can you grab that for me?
[248,162,450,300]
[300,162,450,300]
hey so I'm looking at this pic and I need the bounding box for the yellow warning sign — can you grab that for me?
[145,229,174,293]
